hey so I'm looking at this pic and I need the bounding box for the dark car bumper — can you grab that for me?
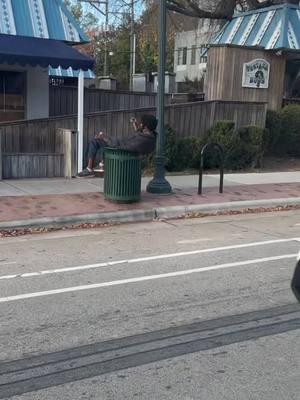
[291,257,300,302]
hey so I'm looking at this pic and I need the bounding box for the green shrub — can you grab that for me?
[173,136,203,171]
[203,121,265,170]
[206,120,236,142]
[203,121,240,169]
[143,120,267,174]
[281,104,300,136]
[265,105,300,156]
[280,104,300,156]
[265,109,282,153]
[141,125,178,173]
[238,126,266,168]
[142,125,202,173]
[162,125,203,172]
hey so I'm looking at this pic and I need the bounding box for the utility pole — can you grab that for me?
[129,0,135,91]
[146,0,172,194]
[104,0,109,76]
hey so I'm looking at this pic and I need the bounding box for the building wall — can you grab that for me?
[174,30,207,84]
[205,46,286,110]
[26,67,49,119]
[174,19,223,89]
[0,64,49,121]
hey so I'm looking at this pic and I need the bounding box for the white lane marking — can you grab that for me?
[21,272,41,278]
[0,254,296,304]
[0,237,299,282]
[0,274,18,280]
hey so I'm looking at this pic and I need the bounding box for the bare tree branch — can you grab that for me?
[166,0,284,20]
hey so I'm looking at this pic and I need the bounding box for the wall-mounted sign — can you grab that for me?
[242,59,270,89]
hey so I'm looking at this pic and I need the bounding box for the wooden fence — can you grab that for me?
[49,86,173,116]
[282,98,300,107]
[0,100,267,179]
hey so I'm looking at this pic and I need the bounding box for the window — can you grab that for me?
[199,45,208,63]
[177,47,187,66]
[191,45,197,65]
[182,47,187,65]
[0,71,26,122]
[177,48,182,66]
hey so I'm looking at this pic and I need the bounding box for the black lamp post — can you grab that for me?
[146,0,172,194]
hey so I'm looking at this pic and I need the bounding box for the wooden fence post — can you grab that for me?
[56,128,78,178]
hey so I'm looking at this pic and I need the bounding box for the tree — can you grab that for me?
[64,0,98,31]
[166,1,292,20]
[87,1,175,84]
[136,2,174,74]
[85,20,132,88]
[109,22,132,88]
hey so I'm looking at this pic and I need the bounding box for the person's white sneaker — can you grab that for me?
[94,162,104,173]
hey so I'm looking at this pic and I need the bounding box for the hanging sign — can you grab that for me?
[242,59,270,89]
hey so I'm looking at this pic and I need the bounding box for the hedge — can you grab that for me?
[265,104,300,156]
[142,119,268,173]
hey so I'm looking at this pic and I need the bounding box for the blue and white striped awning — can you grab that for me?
[49,66,95,79]
[212,3,300,51]
[0,0,88,43]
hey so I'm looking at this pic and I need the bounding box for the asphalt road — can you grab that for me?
[0,210,299,399]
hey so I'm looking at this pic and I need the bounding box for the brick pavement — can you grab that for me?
[1,183,300,223]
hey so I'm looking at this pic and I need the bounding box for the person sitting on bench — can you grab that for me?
[77,114,158,177]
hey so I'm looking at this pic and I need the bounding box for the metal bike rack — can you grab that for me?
[198,142,224,195]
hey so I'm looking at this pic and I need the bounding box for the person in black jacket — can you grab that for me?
[77,114,157,177]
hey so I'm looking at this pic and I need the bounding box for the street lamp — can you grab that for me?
[146,0,172,194]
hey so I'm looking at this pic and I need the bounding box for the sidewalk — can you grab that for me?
[1,172,300,230]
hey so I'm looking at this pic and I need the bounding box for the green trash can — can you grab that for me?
[104,147,142,203]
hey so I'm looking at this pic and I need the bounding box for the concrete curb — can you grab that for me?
[0,209,155,230]
[1,197,300,230]
[155,197,300,219]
